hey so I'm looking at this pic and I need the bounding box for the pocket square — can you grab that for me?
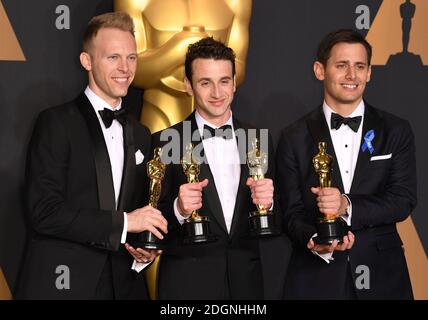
[135,149,144,165]
[370,153,392,161]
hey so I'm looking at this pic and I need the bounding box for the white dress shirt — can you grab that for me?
[135,111,243,273]
[173,110,241,233]
[313,100,364,263]
[84,87,128,243]
[323,100,364,197]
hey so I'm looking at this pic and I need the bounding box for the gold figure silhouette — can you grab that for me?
[147,147,166,208]
[247,138,268,213]
[115,0,252,133]
[313,142,333,189]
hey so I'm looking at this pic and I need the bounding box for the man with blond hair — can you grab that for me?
[17,12,167,299]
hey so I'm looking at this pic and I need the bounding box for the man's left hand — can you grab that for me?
[246,177,274,209]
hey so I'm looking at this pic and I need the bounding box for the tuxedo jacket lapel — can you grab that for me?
[350,103,383,193]
[117,114,135,211]
[307,107,345,193]
[187,114,228,234]
[229,117,249,237]
[76,94,116,210]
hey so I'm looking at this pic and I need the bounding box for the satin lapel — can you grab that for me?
[76,94,115,210]
[350,103,383,193]
[229,117,248,237]
[117,114,135,211]
[188,114,228,234]
[307,106,345,193]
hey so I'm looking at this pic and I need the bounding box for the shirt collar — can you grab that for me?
[195,110,234,135]
[84,86,122,113]
[323,99,365,128]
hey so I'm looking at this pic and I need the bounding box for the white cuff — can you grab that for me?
[269,201,274,211]
[131,259,151,273]
[341,194,352,226]
[121,212,128,244]
[310,233,334,264]
[174,197,190,225]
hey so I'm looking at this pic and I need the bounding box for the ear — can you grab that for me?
[313,61,325,81]
[184,77,193,96]
[80,52,92,71]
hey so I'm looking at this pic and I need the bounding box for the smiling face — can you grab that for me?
[80,27,137,107]
[314,42,371,116]
[184,58,236,126]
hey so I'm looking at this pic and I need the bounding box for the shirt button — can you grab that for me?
[346,170,349,174]
[345,144,348,148]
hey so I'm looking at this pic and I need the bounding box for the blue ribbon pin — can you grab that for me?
[361,129,375,154]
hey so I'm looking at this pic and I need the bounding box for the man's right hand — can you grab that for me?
[307,231,355,254]
[126,205,168,240]
[124,243,162,264]
[177,179,209,217]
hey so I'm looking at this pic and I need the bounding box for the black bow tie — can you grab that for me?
[98,108,127,128]
[330,113,362,132]
[202,124,233,140]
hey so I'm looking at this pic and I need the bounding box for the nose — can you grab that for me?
[211,84,220,98]
[345,65,356,80]
[118,57,129,73]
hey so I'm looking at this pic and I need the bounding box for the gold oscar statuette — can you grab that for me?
[134,147,166,249]
[181,143,216,244]
[312,142,345,244]
[247,138,278,237]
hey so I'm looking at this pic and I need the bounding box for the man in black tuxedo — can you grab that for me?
[18,12,168,299]
[128,37,278,299]
[277,29,416,299]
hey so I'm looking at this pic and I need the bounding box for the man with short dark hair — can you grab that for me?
[128,37,278,299]
[276,29,416,299]
[18,12,168,299]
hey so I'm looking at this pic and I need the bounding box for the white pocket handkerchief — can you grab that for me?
[370,153,392,161]
[135,149,144,165]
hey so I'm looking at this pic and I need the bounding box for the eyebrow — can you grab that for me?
[198,76,232,82]
[335,60,367,65]
[107,52,137,57]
